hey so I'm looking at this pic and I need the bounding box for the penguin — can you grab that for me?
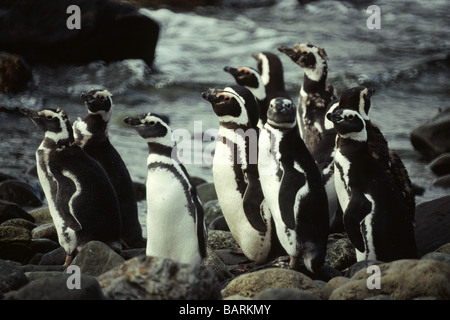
[278,42,337,153]
[123,112,207,265]
[258,97,333,279]
[73,89,145,249]
[327,109,417,261]
[201,85,285,264]
[324,86,415,224]
[20,107,122,265]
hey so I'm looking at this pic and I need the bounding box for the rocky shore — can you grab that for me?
[1,169,449,300]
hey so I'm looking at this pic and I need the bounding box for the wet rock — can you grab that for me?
[433,174,450,189]
[70,241,125,277]
[203,200,223,226]
[0,200,35,224]
[29,239,60,257]
[0,180,42,207]
[31,222,58,242]
[0,259,28,294]
[207,230,239,250]
[414,195,450,257]
[0,51,32,94]
[0,0,160,67]
[325,233,356,271]
[329,259,450,300]
[253,287,320,300]
[39,247,66,266]
[429,153,450,176]
[208,215,229,231]
[0,242,33,264]
[98,255,221,300]
[222,268,321,298]
[3,275,106,300]
[196,182,217,204]
[28,207,52,224]
[120,248,146,260]
[410,107,450,160]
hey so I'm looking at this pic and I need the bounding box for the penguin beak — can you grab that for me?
[277,46,301,62]
[368,88,376,98]
[123,117,142,126]
[201,89,220,103]
[19,108,39,119]
[80,92,95,103]
[223,66,240,77]
[326,112,343,124]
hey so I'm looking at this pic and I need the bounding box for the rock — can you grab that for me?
[39,247,66,266]
[414,196,450,257]
[120,248,146,260]
[429,153,450,176]
[0,242,33,264]
[208,215,229,231]
[0,225,31,243]
[434,243,450,254]
[433,174,450,189]
[203,247,233,283]
[421,252,450,264]
[222,268,321,298]
[0,259,28,294]
[28,206,52,224]
[203,200,223,226]
[329,259,450,300]
[31,222,58,242]
[29,238,61,255]
[0,172,17,183]
[0,51,32,94]
[70,241,125,277]
[0,180,42,207]
[19,264,67,273]
[321,276,351,300]
[344,260,384,278]
[364,294,395,300]
[196,182,217,204]
[24,271,68,282]
[253,287,320,300]
[325,233,356,271]
[0,200,35,224]
[207,230,239,250]
[410,107,450,160]
[0,0,159,67]
[98,255,221,300]
[3,275,106,300]
[0,218,37,230]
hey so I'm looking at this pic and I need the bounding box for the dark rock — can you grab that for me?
[3,275,106,300]
[0,200,35,224]
[208,215,229,231]
[415,196,450,257]
[120,248,146,260]
[98,255,222,300]
[433,174,450,189]
[190,176,207,186]
[0,0,159,67]
[203,199,222,226]
[20,264,67,273]
[0,51,32,94]
[325,233,356,271]
[31,222,58,242]
[39,247,66,266]
[204,247,233,283]
[29,238,60,255]
[344,260,384,278]
[0,172,17,183]
[70,241,125,277]
[196,182,217,204]
[0,242,33,264]
[0,180,42,207]
[410,107,450,160]
[429,153,450,176]
[0,259,28,294]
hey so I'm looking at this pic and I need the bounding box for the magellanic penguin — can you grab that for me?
[278,42,337,153]
[324,86,415,225]
[327,109,417,261]
[202,85,285,264]
[21,107,122,265]
[258,97,334,279]
[123,112,207,265]
[72,89,145,249]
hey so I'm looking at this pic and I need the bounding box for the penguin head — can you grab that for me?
[337,86,375,120]
[266,98,297,130]
[223,66,263,90]
[202,85,259,129]
[21,107,74,143]
[252,51,284,87]
[278,42,328,81]
[123,112,173,147]
[80,89,113,122]
[326,109,367,141]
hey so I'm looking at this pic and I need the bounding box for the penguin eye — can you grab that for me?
[46,115,53,120]
[224,96,231,102]
[244,70,251,75]
[347,114,354,120]
[301,51,308,55]
[148,121,156,126]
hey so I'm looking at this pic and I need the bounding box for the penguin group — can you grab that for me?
[20,41,417,277]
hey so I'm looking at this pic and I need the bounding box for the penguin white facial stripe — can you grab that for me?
[324,102,339,130]
[259,54,271,86]
[40,111,71,142]
[217,88,250,125]
[93,90,113,100]
[296,43,325,82]
[359,88,370,120]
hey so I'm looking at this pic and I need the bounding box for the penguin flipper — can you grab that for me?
[55,171,83,232]
[344,190,371,253]
[278,163,305,230]
[242,164,268,233]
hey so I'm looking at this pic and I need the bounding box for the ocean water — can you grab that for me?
[1,0,449,229]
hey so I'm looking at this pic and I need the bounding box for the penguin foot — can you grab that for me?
[63,255,74,266]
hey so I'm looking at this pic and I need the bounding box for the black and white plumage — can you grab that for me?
[278,42,337,153]
[21,107,122,265]
[258,97,332,278]
[124,112,207,265]
[202,85,284,264]
[327,109,417,261]
[73,89,144,249]
[325,86,415,225]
